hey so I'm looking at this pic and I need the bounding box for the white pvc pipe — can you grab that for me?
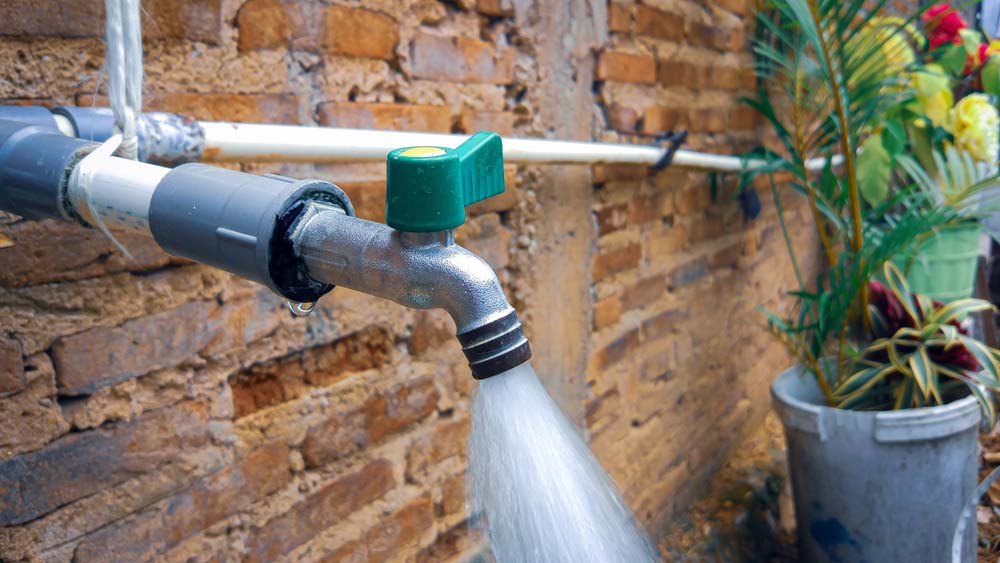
[67,154,169,236]
[199,121,839,173]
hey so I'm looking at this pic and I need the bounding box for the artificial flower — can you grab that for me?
[922,3,968,51]
[948,93,1000,163]
[911,64,954,127]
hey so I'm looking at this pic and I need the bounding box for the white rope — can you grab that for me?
[104,0,142,160]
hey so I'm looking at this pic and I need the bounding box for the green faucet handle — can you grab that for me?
[385,131,505,232]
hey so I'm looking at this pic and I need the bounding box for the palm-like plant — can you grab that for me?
[745,0,971,405]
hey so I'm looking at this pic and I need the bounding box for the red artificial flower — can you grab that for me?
[869,280,913,333]
[923,3,968,52]
[923,3,968,36]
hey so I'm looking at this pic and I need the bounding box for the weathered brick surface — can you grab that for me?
[0,0,224,42]
[52,301,218,395]
[77,93,299,123]
[243,459,395,563]
[302,377,440,467]
[0,338,24,396]
[596,51,657,84]
[318,102,452,132]
[0,402,209,525]
[410,33,514,84]
[319,495,434,562]
[323,6,399,59]
[73,442,290,562]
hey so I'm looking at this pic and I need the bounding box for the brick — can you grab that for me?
[77,93,299,123]
[593,164,646,183]
[668,257,708,290]
[0,220,173,288]
[458,110,515,137]
[648,224,688,256]
[689,214,725,241]
[0,0,223,43]
[688,107,728,133]
[709,241,744,269]
[643,106,689,134]
[455,213,511,270]
[0,338,24,396]
[608,3,633,32]
[716,0,750,16]
[229,326,394,418]
[477,0,514,17]
[641,308,681,341]
[244,459,396,563]
[0,401,210,525]
[409,310,454,356]
[338,180,388,223]
[302,378,439,467]
[406,418,470,482]
[73,442,291,562]
[635,5,685,41]
[621,274,666,311]
[629,192,665,224]
[585,388,620,429]
[439,474,465,518]
[596,51,656,84]
[655,59,697,87]
[592,328,639,370]
[595,202,628,235]
[674,184,712,214]
[605,103,640,132]
[319,102,452,132]
[411,33,514,84]
[237,0,297,51]
[591,242,641,281]
[593,296,622,330]
[730,106,758,130]
[689,21,730,51]
[321,495,434,563]
[52,301,219,395]
[322,6,398,59]
[415,523,485,563]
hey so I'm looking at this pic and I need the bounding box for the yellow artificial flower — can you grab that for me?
[949,93,1000,163]
[911,64,954,128]
[850,17,920,80]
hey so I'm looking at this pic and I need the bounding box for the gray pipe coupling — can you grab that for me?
[148,164,354,302]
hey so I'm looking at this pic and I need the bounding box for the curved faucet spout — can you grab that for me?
[292,202,531,379]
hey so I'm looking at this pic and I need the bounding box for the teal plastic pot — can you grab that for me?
[772,366,980,563]
[893,223,982,302]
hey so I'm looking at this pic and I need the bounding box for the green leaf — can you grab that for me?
[909,346,935,401]
[929,298,995,326]
[983,56,1000,100]
[858,133,892,206]
[882,119,907,157]
[833,364,895,399]
[957,335,1000,385]
[939,43,969,77]
[882,262,919,323]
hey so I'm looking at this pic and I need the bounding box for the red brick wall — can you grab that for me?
[0,0,815,560]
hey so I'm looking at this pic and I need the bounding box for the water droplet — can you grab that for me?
[287,301,316,317]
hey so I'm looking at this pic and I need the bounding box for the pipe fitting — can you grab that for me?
[292,203,531,379]
[148,164,355,303]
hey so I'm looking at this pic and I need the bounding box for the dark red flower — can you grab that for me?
[923,3,968,37]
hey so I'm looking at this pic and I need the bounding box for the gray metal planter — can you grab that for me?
[772,365,981,563]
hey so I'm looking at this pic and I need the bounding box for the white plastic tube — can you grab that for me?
[67,153,169,236]
[199,121,839,173]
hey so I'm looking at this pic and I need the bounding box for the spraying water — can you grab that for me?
[469,362,660,562]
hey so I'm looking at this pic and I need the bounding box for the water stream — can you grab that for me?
[468,362,660,562]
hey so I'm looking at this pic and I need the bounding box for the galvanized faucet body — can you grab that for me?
[292,202,531,379]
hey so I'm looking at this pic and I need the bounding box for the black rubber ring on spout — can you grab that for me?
[458,311,532,379]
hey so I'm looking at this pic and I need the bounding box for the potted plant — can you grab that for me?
[745,1,1000,561]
